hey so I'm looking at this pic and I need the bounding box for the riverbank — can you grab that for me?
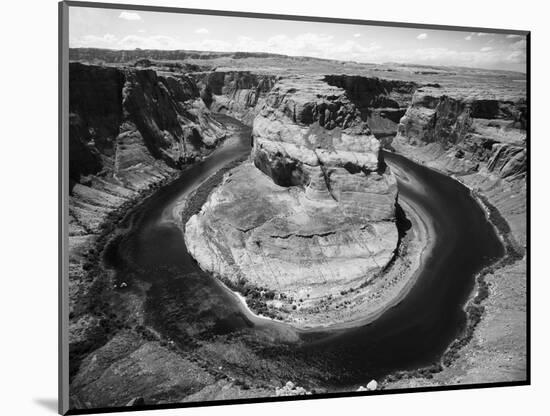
[68,166,181,378]
[68,114,239,380]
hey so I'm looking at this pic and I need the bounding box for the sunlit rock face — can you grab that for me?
[323,75,417,137]
[392,85,528,249]
[194,71,279,125]
[185,76,400,300]
[393,86,527,179]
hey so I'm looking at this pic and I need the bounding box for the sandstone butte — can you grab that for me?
[185,76,401,312]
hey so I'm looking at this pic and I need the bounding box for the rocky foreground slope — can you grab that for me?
[185,76,403,323]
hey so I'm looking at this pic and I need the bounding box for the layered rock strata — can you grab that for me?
[393,86,527,245]
[194,71,279,124]
[68,63,227,358]
[324,75,417,137]
[185,76,400,314]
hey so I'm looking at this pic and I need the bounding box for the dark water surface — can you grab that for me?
[104,116,504,386]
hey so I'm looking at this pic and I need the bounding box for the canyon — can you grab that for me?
[66,49,527,409]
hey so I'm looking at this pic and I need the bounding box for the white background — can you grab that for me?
[0,0,546,414]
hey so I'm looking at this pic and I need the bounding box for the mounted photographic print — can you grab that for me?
[59,1,530,414]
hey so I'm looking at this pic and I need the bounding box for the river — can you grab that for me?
[103,115,504,387]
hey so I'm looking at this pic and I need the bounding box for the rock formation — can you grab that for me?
[69,63,225,186]
[356,380,378,391]
[68,62,226,238]
[193,71,278,124]
[185,76,400,315]
[275,381,311,396]
[392,86,527,247]
[393,86,526,178]
[324,75,416,137]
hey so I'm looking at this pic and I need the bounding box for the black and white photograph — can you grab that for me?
[59,1,530,414]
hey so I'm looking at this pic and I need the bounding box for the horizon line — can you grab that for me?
[68,46,528,75]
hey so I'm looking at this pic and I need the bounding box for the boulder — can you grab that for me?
[126,397,145,407]
[275,381,311,396]
[367,380,378,391]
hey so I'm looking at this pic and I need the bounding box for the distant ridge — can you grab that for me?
[69,47,343,64]
[69,47,526,76]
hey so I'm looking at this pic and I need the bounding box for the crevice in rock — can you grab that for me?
[268,230,338,240]
[313,149,338,202]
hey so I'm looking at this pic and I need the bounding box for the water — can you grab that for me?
[104,116,505,386]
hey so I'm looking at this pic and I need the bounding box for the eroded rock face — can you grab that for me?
[185,76,399,305]
[392,85,528,253]
[324,75,417,137]
[194,71,278,124]
[69,63,226,235]
[252,77,397,219]
[394,87,527,179]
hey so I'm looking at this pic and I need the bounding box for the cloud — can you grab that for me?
[510,39,527,50]
[480,46,493,52]
[195,28,209,34]
[464,31,490,40]
[416,33,428,40]
[368,45,526,71]
[504,39,527,63]
[118,11,141,21]
[506,34,522,39]
[73,33,178,49]
[194,32,381,62]
[249,33,381,61]
[353,33,361,38]
[74,34,118,48]
[118,35,179,49]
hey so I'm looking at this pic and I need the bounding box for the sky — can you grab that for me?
[69,6,527,72]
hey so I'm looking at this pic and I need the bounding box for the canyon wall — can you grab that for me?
[193,71,279,125]
[185,76,400,319]
[393,86,527,248]
[394,87,526,177]
[69,63,226,258]
[68,63,227,364]
[324,75,417,137]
